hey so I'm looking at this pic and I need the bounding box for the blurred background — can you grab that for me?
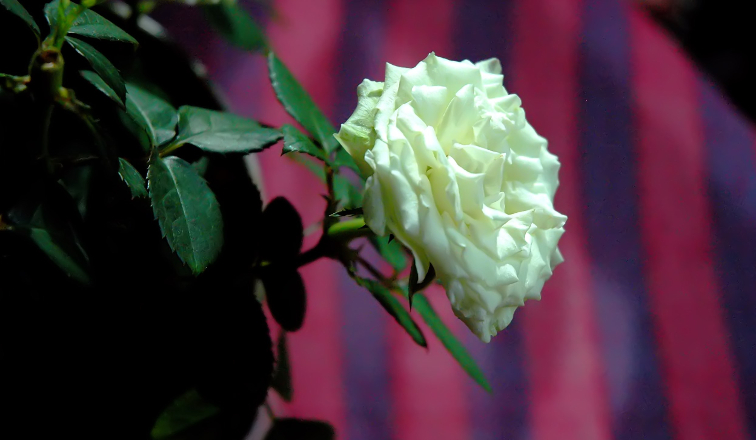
[147,0,756,439]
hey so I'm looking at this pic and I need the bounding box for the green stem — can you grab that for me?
[159,142,183,158]
[326,217,371,242]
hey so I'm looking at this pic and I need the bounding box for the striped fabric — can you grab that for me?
[174,0,756,438]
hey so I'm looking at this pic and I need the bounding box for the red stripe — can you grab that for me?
[382,2,470,439]
[629,9,748,440]
[510,0,613,439]
[247,0,347,431]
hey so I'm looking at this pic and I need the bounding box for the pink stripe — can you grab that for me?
[389,286,471,440]
[510,0,613,439]
[382,2,469,439]
[629,9,748,440]
[245,0,347,431]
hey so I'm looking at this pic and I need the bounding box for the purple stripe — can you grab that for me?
[699,80,756,438]
[579,1,671,439]
[334,2,391,440]
[453,1,529,439]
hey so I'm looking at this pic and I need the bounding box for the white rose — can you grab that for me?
[335,53,566,342]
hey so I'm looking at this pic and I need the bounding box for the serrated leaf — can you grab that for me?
[66,36,126,102]
[203,1,267,52]
[369,234,407,271]
[148,156,223,274]
[69,6,137,45]
[281,124,326,161]
[171,106,281,154]
[262,267,306,332]
[1,0,40,37]
[356,277,426,347]
[411,292,492,392]
[271,332,293,401]
[126,83,178,148]
[80,70,124,107]
[151,389,220,440]
[118,158,147,198]
[265,419,335,440]
[267,52,339,154]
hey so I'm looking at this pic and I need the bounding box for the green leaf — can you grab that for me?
[368,235,407,271]
[66,36,126,102]
[151,389,220,440]
[18,226,91,284]
[333,147,361,175]
[1,0,40,37]
[118,158,147,198]
[171,106,281,154]
[411,292,492,392]
[80,70,124,107]
[281,124,326,161]
[271,332,293,402]
[290,154,325,181]
[267,52,339,154]
[43,0,73,35]
[333,175,362,210]
[126,83,178,148]
[203,1,267,53]
[148,156,223,274]
[262,267,306,332]
[265,419,335,440]
[68,7,137,45]
[356,278,426,347]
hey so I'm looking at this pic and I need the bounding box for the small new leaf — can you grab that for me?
[203,1,267,52]
[148,156,223,274]
[267,52,339,154]
[80,70,124,107]
[356,277,426,347]
[117,158,147,198]
[281,124,327,161]
[66,36,126,102]
[271,332,293,402]
[1,0,40,37]
[151,389,220,440]
[171,106,281,154]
